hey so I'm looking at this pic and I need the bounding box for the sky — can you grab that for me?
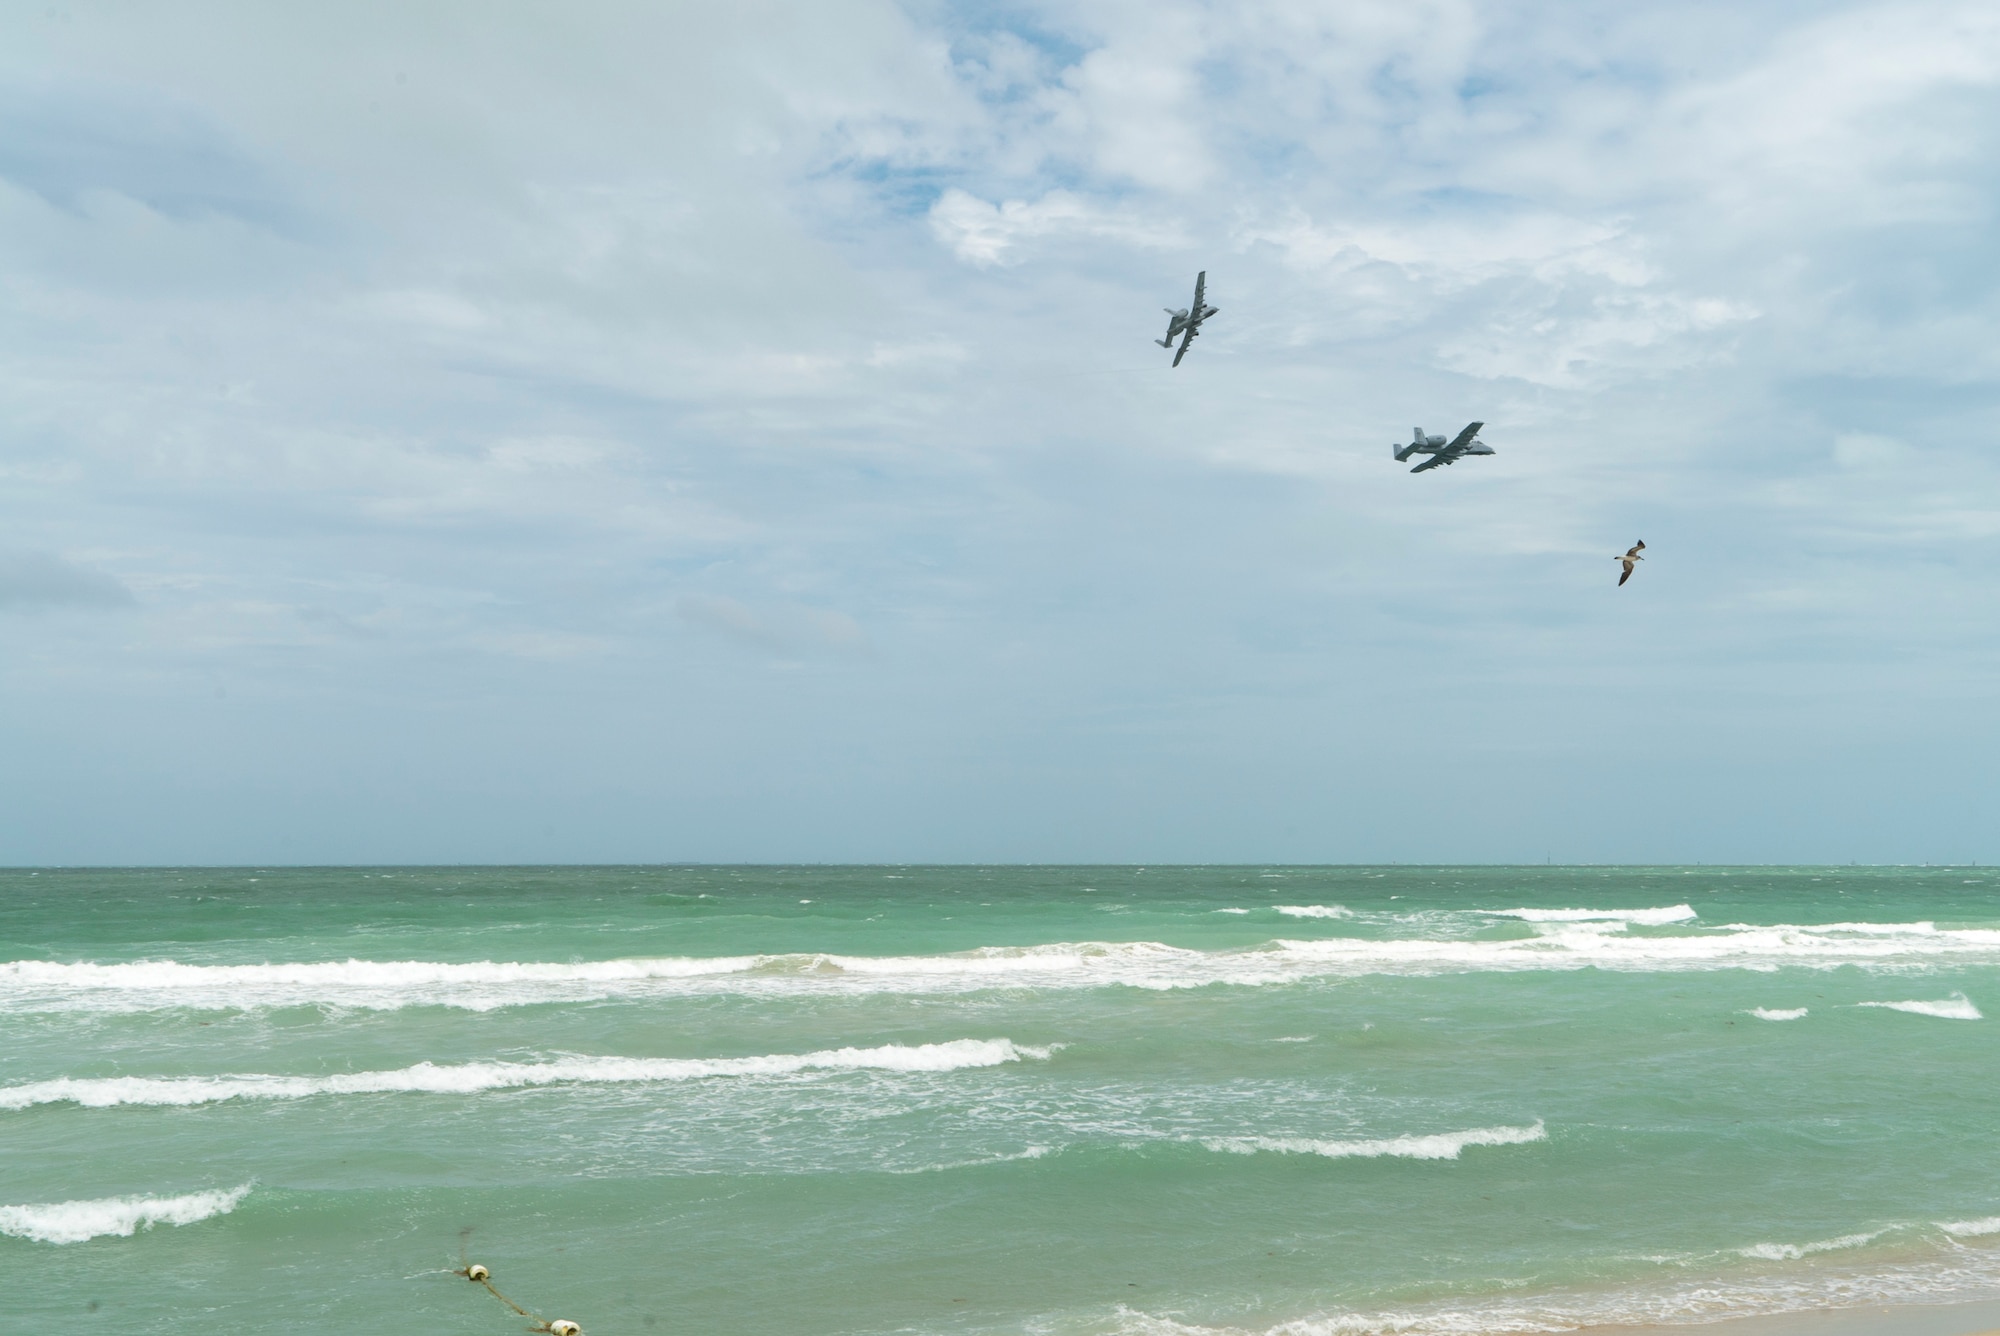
[3,0,2000,865]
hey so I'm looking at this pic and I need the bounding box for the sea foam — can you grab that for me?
[1275,905,1353,919]
[1488,904,1698,925]
[1748,1007,1809,1021]
[1203,1122,1545,1161]
[1939,1216,2000,1236]
[0,1039,1053,1110]
[1854,994,1982,1020]
[1737,1229,1888,1261]
[9,918,2000,1013]
[0,1184,250,1244]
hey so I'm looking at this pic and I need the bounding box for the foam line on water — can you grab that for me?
[9,920,2000,1012]
[1202,1122,1545,1161]
[1748,1007,1809,1020]
[1275,905,1353,919]
[1853,993,1982,1019]
[1485,904,1698,924]
[1737,1230,1889,1260]
[1940,1216,2000,1236]
[0,1039,1053,1110]
[1104,1226,2000,1336]
[0,1184,251,1244]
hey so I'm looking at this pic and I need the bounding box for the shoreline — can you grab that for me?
[1602,1300,2000,1336]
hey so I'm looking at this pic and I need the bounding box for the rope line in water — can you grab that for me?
[456,1228,583,1336]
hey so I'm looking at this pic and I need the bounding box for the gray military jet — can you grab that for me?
[1394,422,1492,473]
[1156,271,1218,367]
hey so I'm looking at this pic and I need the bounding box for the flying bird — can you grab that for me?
[1617,541,1645,586]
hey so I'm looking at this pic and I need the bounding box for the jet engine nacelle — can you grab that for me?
[1425,434,1446,447]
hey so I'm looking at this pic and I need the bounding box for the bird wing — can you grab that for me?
[1618,562,1633,586]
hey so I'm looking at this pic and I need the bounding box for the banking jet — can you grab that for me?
[1395,422,1492,473]
[1156,271,1218,367]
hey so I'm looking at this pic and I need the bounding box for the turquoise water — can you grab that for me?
[5,866,2000,1335]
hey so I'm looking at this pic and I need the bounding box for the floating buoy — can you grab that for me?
[466,1264,490,1282]
[548,1322,581,1336]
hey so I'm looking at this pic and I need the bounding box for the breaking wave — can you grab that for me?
[1737,1230,1888,1261]
[0,1184,250,1244]
[1275,905,1354,919]
[1487,905,1698,925]
[1203,1122,1546,1161]
[8,918,2000,1013]
[1748,1007,1809,1020]
[0,1039,1053,1110]
[1940,1217,2000,1237]
[1854,993,1982,1020]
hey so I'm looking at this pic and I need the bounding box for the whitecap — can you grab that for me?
[1274,905,1353,919]
[0,1184,250,1244]
[1854,994,1982,1020]
[1737,1229,1888,1261]
[11,920,2000,1013]
[1939,1216,2000,1236]
[891,1145,1054,1175]
[1203,1121,1545,1161]
[1748,1007,1808,1021]
[1487,904,1697,925]
[0,1039,1054,1111]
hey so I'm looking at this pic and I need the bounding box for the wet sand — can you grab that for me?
[1608,1301,2000,1336]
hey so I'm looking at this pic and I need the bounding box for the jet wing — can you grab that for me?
[1409,453,1450,473]
[1446,421,1484,451]
[1172,322,1197,367]
[1191,270,1206,314]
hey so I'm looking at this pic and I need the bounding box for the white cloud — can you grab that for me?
[5,0,2000,860]
[929,187,1186,266]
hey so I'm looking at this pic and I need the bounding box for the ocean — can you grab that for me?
[5,865,1999,1335]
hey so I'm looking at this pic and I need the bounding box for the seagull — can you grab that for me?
[1617,541,1646,586]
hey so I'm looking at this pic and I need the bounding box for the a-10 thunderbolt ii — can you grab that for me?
[1394,422,1493,473]
[1156,271,1218,367]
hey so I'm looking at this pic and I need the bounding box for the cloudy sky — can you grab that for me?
[4,0,1999,864]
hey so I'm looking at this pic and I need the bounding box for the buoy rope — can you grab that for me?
[456,1229,583,1335]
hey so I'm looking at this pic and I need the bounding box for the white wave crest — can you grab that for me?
[1854,994,1982,1020]
[1748,1007,1809,1021]
[1275,905,1353,919]
[0,1039,1052,1111]
[1488,905,1697,925]
[10,919,2000,1013]
[1203,1122,1545,1162]
[1737,1230,1888,1261]
[0,1184,250,1244]
[1940,1216,2000,1237]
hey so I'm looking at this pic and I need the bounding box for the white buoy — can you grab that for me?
[466,1264,490,1282]
[549,1321,581,1336]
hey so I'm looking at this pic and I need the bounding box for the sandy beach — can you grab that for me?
[1618,1302,2000,1336]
